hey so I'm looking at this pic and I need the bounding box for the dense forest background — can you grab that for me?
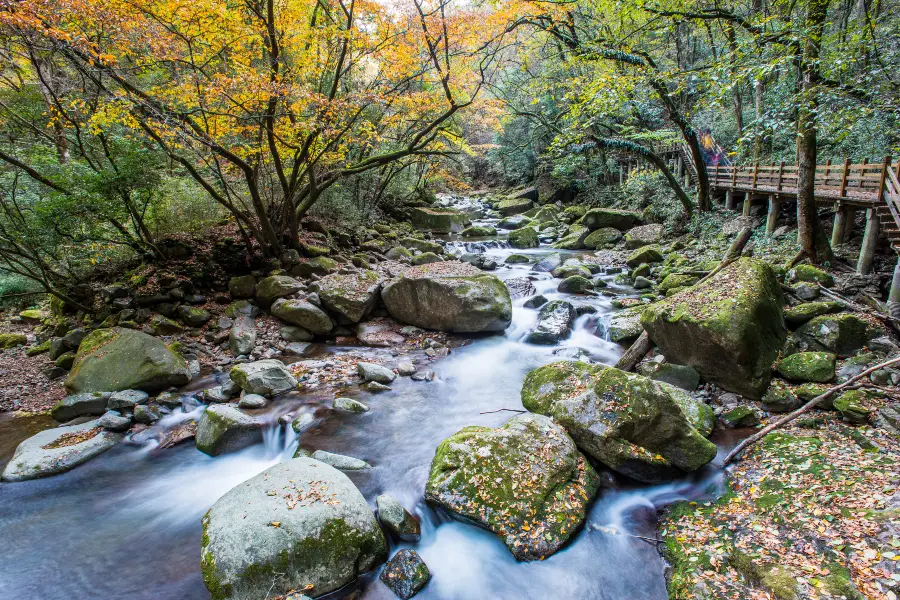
[0,0,897,305]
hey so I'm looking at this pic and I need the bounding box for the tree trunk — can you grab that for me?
[796,0,833,263]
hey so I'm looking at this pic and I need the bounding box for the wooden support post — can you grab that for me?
[889,256,900,320]
[857,208,880,275]
[831,202,847,247]
[725,190,735,210]
[742,192,752,216]
[677,155,684,179]
[843,207,857,242]
[766,195,779,233]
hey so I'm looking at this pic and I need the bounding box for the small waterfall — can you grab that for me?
[262,421,297,458]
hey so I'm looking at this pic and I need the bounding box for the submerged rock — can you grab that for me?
[425,413,600,561]
[376,495,421,541]
[195,404,264,456]
[312,450,371,470]
[641,258,785,399]
[525,300,576,345]
[201,458,387,600]
[2,419,122,482]
[521,362,716,482]
[381,267,511,333]
[65,328,191,394]
[380,549,431,600]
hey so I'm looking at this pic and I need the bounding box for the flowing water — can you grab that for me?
[0,198,736,600]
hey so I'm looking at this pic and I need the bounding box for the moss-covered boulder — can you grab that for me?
[381,268,511,333]
[177,305,212,327]
[525,300,576,344]
[51,391,111,422]
[641,258,786,398]
[505,254,531,264]
[65,328,190,393]
[607,305,646,342]
[833,389,874,423]
[583,227,622,249]
[507,226,539,249]
[228,275,257,299]
[400,237,443,254]
[461,225,497,237]
[577,208,641,231]
[255,275,303,306]
[195,404,265,456]
[761,381,802,412]
[624,223,663,249]
[552,225,591,250]
[271,298,333,334]
[498,215,533,230]
[658,273,698,294]
[625,245,663,268]
[787,264,835,287]
[796,313,868,357]
[291,256,339,278]
[551,264,591,279]
[410,207,469,233]
[230,359,298,396]
[410,252,442,266]
[775,351,836,383]
[313,270,383,323]
[201,458,387,599]
[425,413,599,561]
[557,275,593,294]
[0,332,27,348]
[379,549,431,600]
[783,301,844,327]
[521,362,716,482]
[497,197,534,216]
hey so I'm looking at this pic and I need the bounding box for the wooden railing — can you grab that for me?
[707,158,900,205]
[885,160,900,226]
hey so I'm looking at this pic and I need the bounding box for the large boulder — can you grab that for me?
[552,225,590,250]
[271,298,333,334]
[584,227,622,249]
[497,197,534,216]
[521,362,716,482]
[2,419,122,482]
[195,404,265,456]
[507,226,539,249]
[577,208,641,231]
[255,275,302,306]
[641,258,786,399]
[607,306,646,342]
[381,266,511,333]
[796,313,868,357]
[624,224,663,248]
[410,207,469,233]
[313,271,383,323]
[425,413,600,561]
[229,316,257,356]
[525,300,576,344]
[65,328,191,394]
[230,360,298,396]
[201,458,387,599]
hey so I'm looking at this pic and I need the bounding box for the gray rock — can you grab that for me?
[200,458,387,599]
[1,419,122,482]
[133,404,162,424]
[98,410,133,432]
[229,316,257,356]
[334,397,369,412]
[364,381,391,392]
[504,277,537,300]
[51,392,112,422]
[230,359,298,396]
[376,494,421,541]
[255,275,302,306]
[411,370,435,381]
[639,361,701,391]
[283,342,312,356]
[238,394,267,409]
[204,384,237,403]
[313,271,384,323]
[107,389,150,410]
[228,275,257,299]
[525,300,576,344]
[271,298,333,334]
[176,305,212,327]
[633,276,652,289]
[533,252,563,273]
[396,361,416,376]
[357,321,405,347]
[195,405,265,456]
[312,450,371,470]
[357,362,397,384]
[279,325,314,342]
[291,412,315,434]
[523,294,548,309]
[380,549,431,600]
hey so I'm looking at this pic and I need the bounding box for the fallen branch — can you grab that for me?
[723,356,900,465]
[479,408,527,415]
[696,227,753,286]
[615,331,651,372]
[590,524,660,544]
[817,285,900,332]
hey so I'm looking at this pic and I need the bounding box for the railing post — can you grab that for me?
[752,161,759,190]
[776,161,785,192]
[840,158,850,197]
[878,156,892,201]
[857,207,880,275]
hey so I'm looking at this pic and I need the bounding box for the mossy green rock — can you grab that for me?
[411,252,442,266]
[577,208,641,231]
[382,271,511,333]
[521,362,716,482]
[775,351,836,383]
[271,298,333,334]
[641,258,786,399]
[658,273,698,293]
[787,264,835,287]
[313,270,383,323]
[0,333,27,348]
[255,276,302,306]
[583,227,622,249]
[461,225,497,237]
[607,305,646,342]
[196,404,265,456]
[410,207,469,233]
[833,390,873,424]
[26,339,51,356]
[625,245,663,268]
[228,275,257,299]
[507,226,539,249]
[557,275,593,294]
[552,225,590,250]
[721,406,760,427]
[551,264,591,279]
[761,381,801,412]
[65,328,190,393]
[796,313,868,357]
[19,309,43,322]
[291,256,339,277]
[201,458,387,600]
[425,413,599,561]
[505,254,531,264]
[400,237,443,254]
[496,197,534,216]
[782,301,843,327]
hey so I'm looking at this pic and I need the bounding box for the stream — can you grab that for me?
[0,199,735,600]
